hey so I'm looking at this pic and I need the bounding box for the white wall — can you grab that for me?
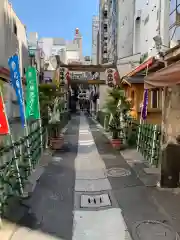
[117,0,134,59]
[133,0,170,57]
[39,38,53,60]
[0,1,29,73]
[13,12,29,75]
[66,50,80,64]
[0,1,29,121]
[0,1,6,67]
[51,45,66,56]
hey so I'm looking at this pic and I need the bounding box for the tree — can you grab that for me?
[104,86,131,139]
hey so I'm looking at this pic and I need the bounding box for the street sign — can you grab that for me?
[28,46,36,56]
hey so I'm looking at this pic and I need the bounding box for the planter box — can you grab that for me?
[111,139,121,150]
[111,139,127,150]
[50,135,64,150]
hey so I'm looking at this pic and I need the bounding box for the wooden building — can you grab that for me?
[121,57,165,124]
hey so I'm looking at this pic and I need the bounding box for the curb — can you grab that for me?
[90,116,112,141]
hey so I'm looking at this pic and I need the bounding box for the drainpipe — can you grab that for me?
[158,0,161,37]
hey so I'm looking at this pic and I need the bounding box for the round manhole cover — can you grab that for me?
[132,220,178,240]
[107,168,131,177]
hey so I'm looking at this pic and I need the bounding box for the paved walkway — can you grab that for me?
[1,113,179,239]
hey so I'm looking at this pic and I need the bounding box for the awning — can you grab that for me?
[125,57,154,77]
[0,67,10,82]
[144,60,180,89]
[122,76,144,85]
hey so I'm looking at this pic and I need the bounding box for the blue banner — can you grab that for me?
[8,55,25,127]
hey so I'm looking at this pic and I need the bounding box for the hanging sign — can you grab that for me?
[25,66,40,120]
[142,89,148,120]
[105,68,116,87]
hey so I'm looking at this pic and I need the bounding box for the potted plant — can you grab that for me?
[39,84,66,150]
[109,112,123,149]
[104,86,131,149]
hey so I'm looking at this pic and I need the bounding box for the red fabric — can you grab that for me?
[0,96,9,135]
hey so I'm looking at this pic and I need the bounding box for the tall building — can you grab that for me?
[92,16,99,65]
[73,28,83,61]
[107,0,118,63]
[38,37,66,61]
[99,0,108,64]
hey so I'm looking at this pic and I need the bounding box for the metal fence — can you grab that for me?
[0,111,70,215]
[0,121,47,215]
[137,123,161,167]
[96,111,161,167]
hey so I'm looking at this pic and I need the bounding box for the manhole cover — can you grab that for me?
[81,194,111,208]
[52,156,62,162]
[107,168,131,177]
[132,220,178,240]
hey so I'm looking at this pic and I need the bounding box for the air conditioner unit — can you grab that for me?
[170,40,180,48]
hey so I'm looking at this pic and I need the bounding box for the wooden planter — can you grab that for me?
[50,135,64,150]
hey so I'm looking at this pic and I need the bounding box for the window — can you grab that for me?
[13,20,17,35]
[151,89,159,108]
[104,11,107,18]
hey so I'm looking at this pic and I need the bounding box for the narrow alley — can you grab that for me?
[5,113,177,240]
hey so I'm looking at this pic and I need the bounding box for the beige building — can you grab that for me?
[0,0,29,78]
[0,0,29,121]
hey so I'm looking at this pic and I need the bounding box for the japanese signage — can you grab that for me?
[25,67,40,120]
[105,68,116,87]
[8,54,25,127]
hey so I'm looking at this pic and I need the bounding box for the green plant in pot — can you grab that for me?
[39,84,66,149]
[104,86,131,149]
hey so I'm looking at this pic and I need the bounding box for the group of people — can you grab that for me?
[78,91,90,113]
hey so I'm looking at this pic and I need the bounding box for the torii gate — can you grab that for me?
[60,62,120,85]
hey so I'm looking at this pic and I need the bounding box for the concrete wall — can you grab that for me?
[66,50,80,64]
[0,1,29,122]
[133,0,170,56]
[117,0,134,59]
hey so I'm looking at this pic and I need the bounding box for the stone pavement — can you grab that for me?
[1,113,180,239]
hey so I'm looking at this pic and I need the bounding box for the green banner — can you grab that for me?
[25,66,40,119]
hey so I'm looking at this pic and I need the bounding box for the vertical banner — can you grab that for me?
[8,54,25,127]
[142,89,148,120]
[25,66,40,119]
[0,89,9,135]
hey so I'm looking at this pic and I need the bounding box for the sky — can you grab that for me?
[10,0,99,56]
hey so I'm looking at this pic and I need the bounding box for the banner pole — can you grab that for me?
[0,87,23,196]
[20,77,32,172]
[16,52,32,172]
[36,70,43,154]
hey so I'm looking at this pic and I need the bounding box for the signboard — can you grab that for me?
[105,68,115,87]
[28,46,36,57]
[87,80,105,84]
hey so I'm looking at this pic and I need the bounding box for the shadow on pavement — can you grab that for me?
[3,116,80,240]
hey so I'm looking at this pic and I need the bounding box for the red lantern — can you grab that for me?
[65,71,70,85]
[114,71,119,85]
